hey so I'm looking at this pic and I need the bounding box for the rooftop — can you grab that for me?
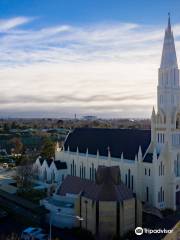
[58,166,133,202]
[64,128,151,160]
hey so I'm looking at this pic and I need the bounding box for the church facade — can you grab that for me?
[54,16,180,211]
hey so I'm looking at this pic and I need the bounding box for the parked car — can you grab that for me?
[33,233,48,240]
[20,227,46,240]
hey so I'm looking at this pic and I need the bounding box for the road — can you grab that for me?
[134,211,180,240]
[0,215,78,240]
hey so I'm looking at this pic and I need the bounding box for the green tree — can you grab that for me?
[3,123,10,132]
[11,121,18,129]
[41,138,55,159]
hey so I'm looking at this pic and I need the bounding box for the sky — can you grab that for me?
[0,0,180,118]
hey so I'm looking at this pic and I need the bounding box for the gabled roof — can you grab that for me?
[46,159,53,167]
[54,161,67,170]
[143,152,160,163]
[58,166,133,202]
[143,153,153,163]
[39,158,44,165]
[64,128,151,160]
[58,175,133,202]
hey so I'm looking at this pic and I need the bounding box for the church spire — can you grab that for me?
[168,12,171,31]
[160,13,178,69]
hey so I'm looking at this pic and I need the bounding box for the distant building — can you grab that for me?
[83,115,97,121]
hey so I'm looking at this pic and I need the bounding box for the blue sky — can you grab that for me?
[1,0,180,26]
[0,0,180,118]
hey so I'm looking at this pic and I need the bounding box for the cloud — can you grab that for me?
[0,18,178,118]
[0,92,154,105]
[0,17,32,32]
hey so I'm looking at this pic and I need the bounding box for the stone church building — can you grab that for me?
[38,16,180,211]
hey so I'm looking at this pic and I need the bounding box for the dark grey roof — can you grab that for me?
[58,166,133,202]
[64,128,151,160]
[39,158,44,165]
[46,159,53,167]
[58,175,133,202]
[143,153,153,163]
[54,161,67,170]
[143,153,160,163]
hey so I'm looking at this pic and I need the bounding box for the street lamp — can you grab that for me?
[49,209,84,240]
[49,211,59,240]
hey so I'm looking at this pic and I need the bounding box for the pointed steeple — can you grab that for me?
[168,12,171,30]
[151,106,155,119]
[160,13,178,69]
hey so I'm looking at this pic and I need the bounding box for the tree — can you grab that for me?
[10,137,23,154]
[11,121,18,129]
[41,138,55,159]
[3,123,10,132]
[15,158,37,190]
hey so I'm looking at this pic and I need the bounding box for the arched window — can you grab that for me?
[74,164,76,176]
[175,154,180,177]
[158,192,160,202]
[163,190,164,201]
[51,170,55,183]
[92,163,94,181]
[146,187,149,202]
[125,174,127,186]
[174,159,177,176]
[160,186,163,202]
[176,113,180,129]
[160,95,163,104]
[128,169,131,188]
[94,168,96,179]
[81,164,84,178]
[159,162,163,176]
[131,176,134,191]
[84,166,86,178]
[72,160,75,176]
[70,164,72,175]
[44,169,47,182]
[80,166,82,178]
[90,167,92,180]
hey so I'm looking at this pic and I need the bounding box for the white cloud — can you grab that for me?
[0,18,178,118]
[0,17,32,32]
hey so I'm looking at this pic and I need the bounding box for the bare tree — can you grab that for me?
[15,160,38,191]
[10,137,23,155]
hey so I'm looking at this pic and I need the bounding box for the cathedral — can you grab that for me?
[39,16,180,211]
